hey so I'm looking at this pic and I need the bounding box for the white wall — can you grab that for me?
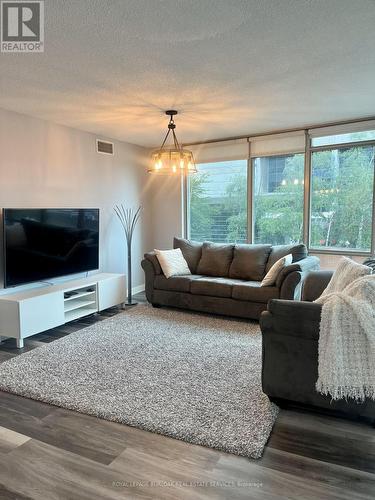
[148,174,184,250]
[0,107,152,291]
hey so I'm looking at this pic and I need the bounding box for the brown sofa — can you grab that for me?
[141,238,320,320]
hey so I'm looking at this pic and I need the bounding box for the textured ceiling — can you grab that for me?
[0,0,375,147]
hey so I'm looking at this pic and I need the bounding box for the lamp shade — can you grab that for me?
[149,148,197,175]
[149,110,197,175]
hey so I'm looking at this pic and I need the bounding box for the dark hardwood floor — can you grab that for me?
[0,292,373,499]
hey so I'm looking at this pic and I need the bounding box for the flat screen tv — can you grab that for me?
[3,208,99,287]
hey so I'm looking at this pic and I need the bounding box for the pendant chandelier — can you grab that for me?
[149,110,197,175]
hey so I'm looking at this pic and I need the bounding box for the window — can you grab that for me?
[310,145,375,251]
[188,160,247,243]
[252,154,304,245]
[186,121,375,256]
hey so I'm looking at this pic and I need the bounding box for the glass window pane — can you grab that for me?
[310,145,374,251]
[253,154,304,244]
[311,130,375,147]
[188,160,247,243]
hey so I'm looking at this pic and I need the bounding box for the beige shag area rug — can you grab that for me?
[0,305,278,458]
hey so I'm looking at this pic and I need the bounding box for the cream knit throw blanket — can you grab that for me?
[315,274,375,401]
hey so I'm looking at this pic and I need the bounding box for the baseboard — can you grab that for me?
[132,284,145,295]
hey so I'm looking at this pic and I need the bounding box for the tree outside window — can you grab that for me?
[253,154,304,245]
[188,160,247,243]
[310,145,374,251]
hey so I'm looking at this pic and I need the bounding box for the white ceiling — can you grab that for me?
[0,0,375,147]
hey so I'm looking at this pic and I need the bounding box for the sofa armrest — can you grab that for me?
[260,299,322,340]
[276,256,320,288]
[143,251,162,275]
[141,258,157,303]
[301,270,333,302]
[279,271,302,300]
[268,298,322,322]
[261,300,321,406]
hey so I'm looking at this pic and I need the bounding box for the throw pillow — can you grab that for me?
[196,242,234,277]
[261,254,293,287]
[154,248,191,279]
[315,257,372,302]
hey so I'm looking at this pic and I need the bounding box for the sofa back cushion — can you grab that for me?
[229,244,272,281]
[197,242,234,277]
[173,237,202,274]
[265,244,307,273]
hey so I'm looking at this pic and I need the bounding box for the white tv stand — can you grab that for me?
[0,273,126,348]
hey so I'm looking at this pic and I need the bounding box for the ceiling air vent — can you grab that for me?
[96,139,114,155]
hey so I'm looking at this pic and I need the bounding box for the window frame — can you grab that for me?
[307,137,375,256]
[184,127,375,257]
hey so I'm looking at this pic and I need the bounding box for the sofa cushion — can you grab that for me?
[190,277,241,298]
[154,274,202,293]
[229,244,272,281]
[266,244,307,273]
[232,281,280,303]
[196,242,234,277]
[173,237,202,273]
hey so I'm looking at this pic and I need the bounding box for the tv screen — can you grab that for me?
[3,208,99,287]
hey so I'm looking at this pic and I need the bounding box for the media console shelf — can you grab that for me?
[63,286,97,322]
[0,273,126,348]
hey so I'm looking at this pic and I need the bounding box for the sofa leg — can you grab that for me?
[152,304,162,308]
